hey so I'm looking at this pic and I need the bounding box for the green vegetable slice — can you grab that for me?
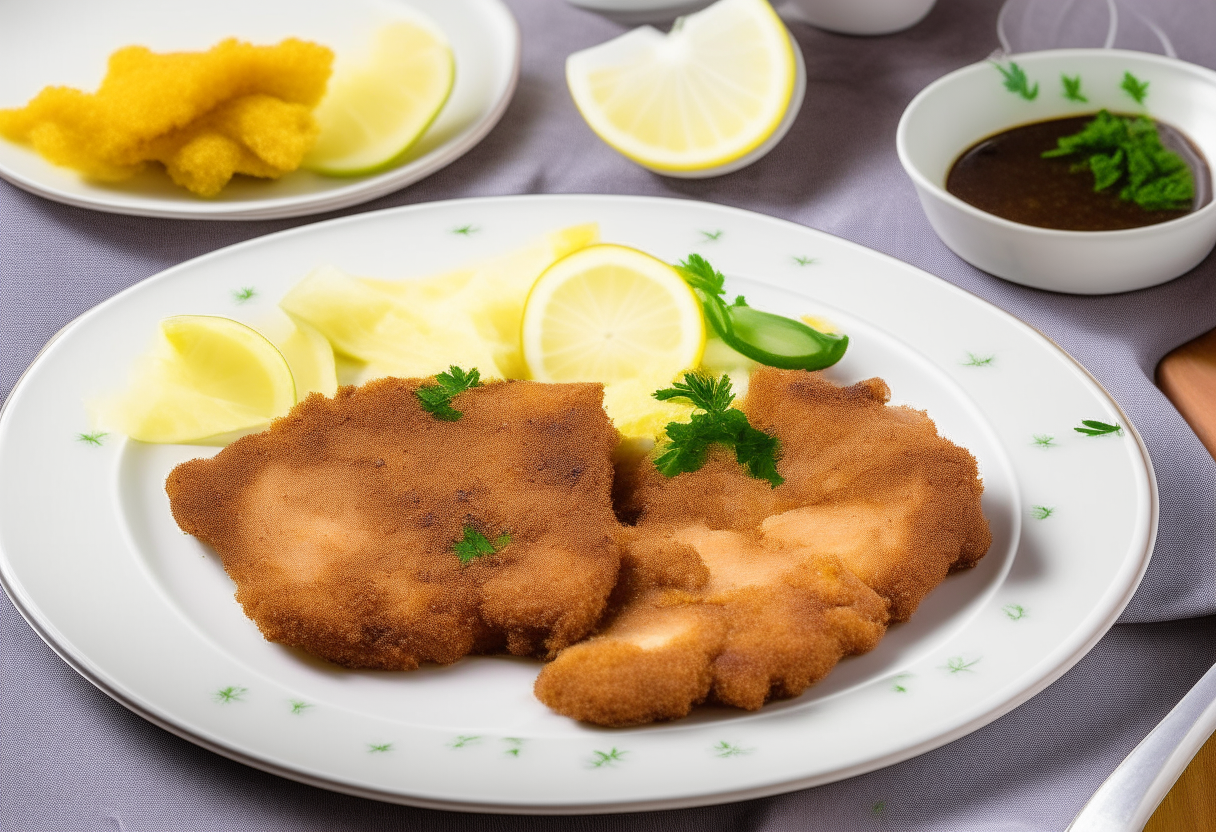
[676,254,847,372]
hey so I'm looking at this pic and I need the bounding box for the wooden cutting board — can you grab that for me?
[1157,326,1216,461]
[1142,328,1216,831]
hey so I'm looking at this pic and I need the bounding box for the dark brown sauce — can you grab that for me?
[945,114,1211,231]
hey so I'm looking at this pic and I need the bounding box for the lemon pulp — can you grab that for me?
[565,0,795,172]
[279,224,600,383]
[521,244,705,384]
[95,315,296,444]
[303,21,454,175]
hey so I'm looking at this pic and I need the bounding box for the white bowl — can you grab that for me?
[783,0,936,36]
[564,0,715,25]
[897,49,1216,294]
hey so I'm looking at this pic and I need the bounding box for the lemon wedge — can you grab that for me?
[521,244,705,384]
[603,376,696,441]
[565,0,796,173]
[303,21,455,175]
[279,225,600,383]
[256,310,338,399]
[95,316,296,444]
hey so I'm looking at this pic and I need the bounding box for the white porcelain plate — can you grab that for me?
[0,0,519,220]
[0,196,1156,813]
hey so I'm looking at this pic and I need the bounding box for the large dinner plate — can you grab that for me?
[0,0,519,220]
[0,195,1156,813]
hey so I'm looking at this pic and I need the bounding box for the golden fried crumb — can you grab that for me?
[0,38,332,195]
[534,368,991,726]
[166,377,622,668]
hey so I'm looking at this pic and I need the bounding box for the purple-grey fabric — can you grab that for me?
[4,0,1216,829]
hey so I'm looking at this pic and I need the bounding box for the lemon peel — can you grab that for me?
[565,0,796,173]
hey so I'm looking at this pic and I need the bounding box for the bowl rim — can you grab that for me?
[895,47,1216,239]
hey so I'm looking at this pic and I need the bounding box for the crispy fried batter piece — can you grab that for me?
[535,367,991,726]
[166,377,622,669]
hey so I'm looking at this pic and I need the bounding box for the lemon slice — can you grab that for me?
[303,21,455,176]
[96,316,296,444]
[521,244,705,384]
[565,0,796,173]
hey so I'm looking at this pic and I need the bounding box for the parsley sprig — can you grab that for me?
[1042,109,1194,211]
[453,526,511,565]
[652,373,783,487]
[676,255,847,371]
[415,366,482,420]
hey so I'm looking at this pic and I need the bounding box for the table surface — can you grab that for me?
[6,1,1216,830]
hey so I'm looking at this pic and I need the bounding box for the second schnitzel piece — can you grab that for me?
[166,375,622,669]
[536,368,991,726]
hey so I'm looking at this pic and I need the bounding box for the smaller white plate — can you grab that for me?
[0,0,519,220]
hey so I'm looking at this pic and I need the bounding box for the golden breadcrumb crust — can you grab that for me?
[166,376,622,669]
[534,368,991,726]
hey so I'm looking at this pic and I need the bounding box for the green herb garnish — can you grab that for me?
[993,61,1039,101]
[415,365,482,420]
[676,254,847,371]
[453,525,510,565]
[1061,74,1087,103]
[652,373,783,488]
[1042,110,1194,211]
[1074,419,1123,436]
[1122,71,1150,104]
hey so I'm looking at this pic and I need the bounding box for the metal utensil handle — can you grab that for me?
[1068,661,1216,831]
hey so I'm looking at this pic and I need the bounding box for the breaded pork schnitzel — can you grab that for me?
[166,376,622,669]
[534,368,991,726]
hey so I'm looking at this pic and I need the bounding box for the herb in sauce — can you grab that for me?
[946,113,1209,231]
[1042,110,1193,212]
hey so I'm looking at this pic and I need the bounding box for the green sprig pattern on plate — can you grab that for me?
[590,748,626,768]
[1031,505,1056,520]
[368,742,392,753]
[993,61,1039,100]
[232,287,256,303]
[503,738,524,757]
[1061,74,1087,103]
[451,224,479,236]
[792,255,817,266]
[1122,71,1150,104]
[944,656,980,674]
[214,685,246,704]
[1031,434,1055,448]
[891,673,913,693]
[451,735,481,749]
[76,431,107,446]
[962,352,995,367]
[288,699,311,715]
[1075,419,1122,437]
[700,229,723,242]
[1003,604,1027,621]
[712,741,751,758]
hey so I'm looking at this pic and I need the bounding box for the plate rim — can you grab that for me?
[0,194,1159,813]
[0,0,522,221]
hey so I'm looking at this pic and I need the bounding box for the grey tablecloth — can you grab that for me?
[5,1,1216,829]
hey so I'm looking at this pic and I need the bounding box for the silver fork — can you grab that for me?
[1068,661,1216,830]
